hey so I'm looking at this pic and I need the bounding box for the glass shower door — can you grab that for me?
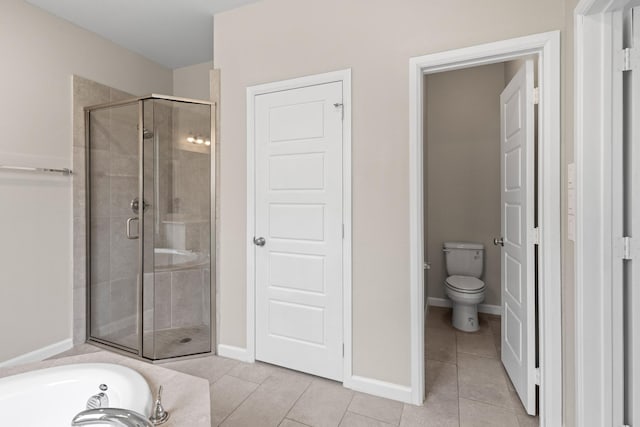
[88,102,143,353]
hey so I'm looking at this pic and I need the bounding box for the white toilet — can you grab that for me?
[442,241,486,332]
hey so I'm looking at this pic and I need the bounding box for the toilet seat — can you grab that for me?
[445,275,485,293]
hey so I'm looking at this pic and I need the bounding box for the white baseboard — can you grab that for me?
[0,338,73,368]
[346,375,414,404]
[217,344,254,362]
[427,297,502,316]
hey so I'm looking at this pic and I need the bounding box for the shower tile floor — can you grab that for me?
[56,307,538,426]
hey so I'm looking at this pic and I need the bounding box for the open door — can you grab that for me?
[499,60,537,415]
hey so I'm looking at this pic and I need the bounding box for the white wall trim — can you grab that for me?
[0,339,73,368]
[410,31,562,421]
[349,375,413,403]
[246,69,353,380]
[574,1,632,425]
[217,344,253,363]
[427,297,502,316]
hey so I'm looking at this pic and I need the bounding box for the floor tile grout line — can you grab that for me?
[281,376,313,426]
[456,350,499,360]
[279,418,313,427]
[215,372,266,427]
[458,396,528,418]
[336,391,356,426]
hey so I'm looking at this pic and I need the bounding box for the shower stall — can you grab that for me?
[84,95,214,361]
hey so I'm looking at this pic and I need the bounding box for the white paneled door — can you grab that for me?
[253,81,344,381]
[499,60,536,415]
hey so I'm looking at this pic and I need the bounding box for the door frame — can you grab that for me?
[245,69,353,382]
[409,31,562,422]
[574,0,636,425]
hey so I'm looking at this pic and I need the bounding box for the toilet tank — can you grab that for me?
[443,242,484,278]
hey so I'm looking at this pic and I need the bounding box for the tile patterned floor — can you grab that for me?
[53,306,538,426]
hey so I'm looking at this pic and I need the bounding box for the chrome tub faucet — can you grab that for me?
[71,408,154,427]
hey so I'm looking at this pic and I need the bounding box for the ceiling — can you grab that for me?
[25,0,259,69]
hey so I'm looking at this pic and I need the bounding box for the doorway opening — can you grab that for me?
[423,57,539,424]
[409,32,561,426]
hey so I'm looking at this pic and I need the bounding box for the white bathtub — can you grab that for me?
[0,363,152,427]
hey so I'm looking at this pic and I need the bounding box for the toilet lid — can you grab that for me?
[445,275,485,292]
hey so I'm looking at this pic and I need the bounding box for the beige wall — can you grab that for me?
[173,61,214,100]
[214,0,565,386]
[504,55,538,84]
[0,0,172,363]
[424,64,504,306]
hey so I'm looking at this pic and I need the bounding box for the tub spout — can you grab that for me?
[71,408,153,427]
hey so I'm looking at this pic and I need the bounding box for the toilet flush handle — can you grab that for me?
[493,237,504,246]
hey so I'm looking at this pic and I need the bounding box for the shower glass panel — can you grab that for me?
[86,95,213,361]
[142,99,212,359]
[88,102,141,352]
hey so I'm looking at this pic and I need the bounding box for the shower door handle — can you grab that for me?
[126,217,139,240]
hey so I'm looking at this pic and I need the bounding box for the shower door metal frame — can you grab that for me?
[84,94,216,362]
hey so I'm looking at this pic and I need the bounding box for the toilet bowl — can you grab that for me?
[442,242,486,332]
[444,275,486,332]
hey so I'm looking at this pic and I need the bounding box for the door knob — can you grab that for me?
[253,237,266,247]
[493,237,504,246]
[130,197,150,214]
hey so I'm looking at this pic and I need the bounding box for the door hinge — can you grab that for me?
[531,227,541,245]
[532,87,540,105]
[623,236,633,260]
[534,367,541,386]
[334,102,344,120]
[342,343,345,357]
[619,47,637,72]
[342,224,345,239]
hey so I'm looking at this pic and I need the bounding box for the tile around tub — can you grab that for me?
[348,392,404,425]
[425,327,457,364]
[339,412,395,427]
[458,398,519,427]
[287,379,354,427]
[210,374,259,426]
[456,331,498,358]
[46,343,101,360]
